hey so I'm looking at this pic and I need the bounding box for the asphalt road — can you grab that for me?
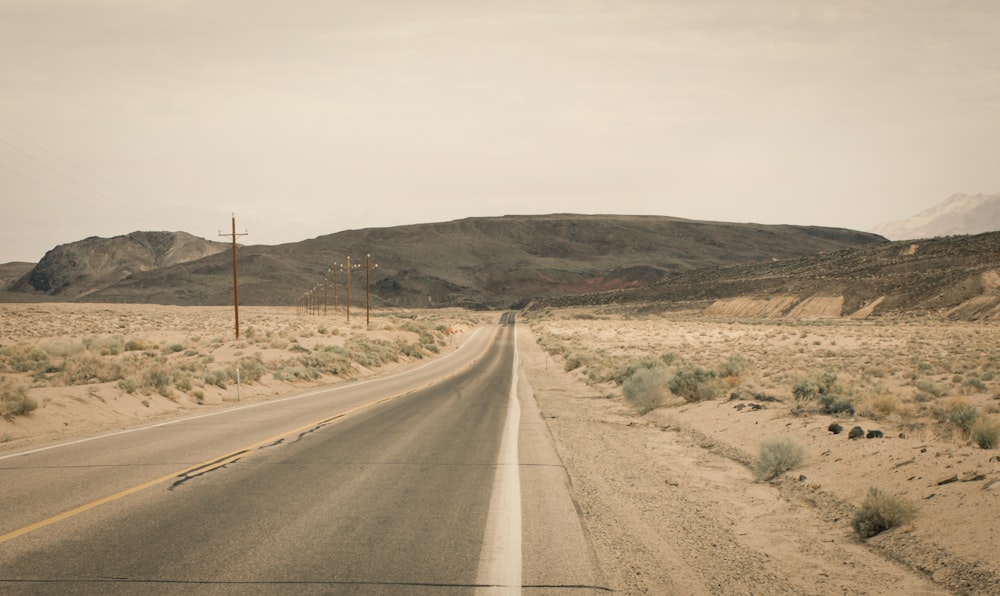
[0,315,606,595]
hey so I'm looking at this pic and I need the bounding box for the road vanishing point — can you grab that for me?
[0,313,608,595]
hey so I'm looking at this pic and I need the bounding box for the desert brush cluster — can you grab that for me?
[526,305,999,543]
[0,304,484,439]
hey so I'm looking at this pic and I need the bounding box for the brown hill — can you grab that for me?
[532,231,1000,319]
[8,231,228,299]
[0,262,33,289]
[59,215,883,309]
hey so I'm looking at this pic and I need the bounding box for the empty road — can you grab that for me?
[0,314,606,595]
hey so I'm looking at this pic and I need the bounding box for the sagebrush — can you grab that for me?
[0,380,37,419]
[853,487,916,539]
[622,366,671,414]
[971,415,1000,449]
[669,364,721,402]
[753,437,806,481]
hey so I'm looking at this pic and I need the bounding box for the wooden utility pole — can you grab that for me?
[332,267,338,313]
[331,263,342,313]
[365,254,370,327]
[365,253,378,327]
[346,256,352,323]
[219,215,248,339]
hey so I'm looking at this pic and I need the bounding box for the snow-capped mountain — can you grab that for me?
[873,193,1000,240]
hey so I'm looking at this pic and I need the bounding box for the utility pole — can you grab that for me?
[346,256,352,323]
[365,253,379,328]
[331,263,342,313]
[219,214,248,339]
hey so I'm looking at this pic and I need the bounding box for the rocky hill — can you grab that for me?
[873,193,1000,240]
[7,231,228,299]
[2,215,884,308]
[532,231,1000,320]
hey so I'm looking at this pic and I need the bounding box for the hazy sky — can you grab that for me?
[2,1,999,263]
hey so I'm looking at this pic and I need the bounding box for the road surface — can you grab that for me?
[0,314,606,595]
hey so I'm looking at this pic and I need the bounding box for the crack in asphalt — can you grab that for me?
[289,414,344,445]
[167,450,249,490]
[167,414,351,490]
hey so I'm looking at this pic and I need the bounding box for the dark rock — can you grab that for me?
[848,426,865,439]
[866,430,884,439]
[828,423,843,434]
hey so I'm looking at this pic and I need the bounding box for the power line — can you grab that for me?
[0,119,144,209]
[0,160,73,198]
[0,119,141,199]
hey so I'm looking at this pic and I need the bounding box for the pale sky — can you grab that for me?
[1,1,999,264]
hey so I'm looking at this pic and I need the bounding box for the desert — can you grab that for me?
[521,305,1000,594]
[0,303,487,447]
[3,301,999,593]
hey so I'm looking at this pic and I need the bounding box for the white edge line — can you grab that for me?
[0,327,487,462]
[477,321,522,594]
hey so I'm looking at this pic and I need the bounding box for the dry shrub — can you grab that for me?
[853,487,916,539]
[39,339,82,358]
[0,345,51,373]
[753,437,806,481]
[857,393,905,420]
[231,356,266,383]
[117,376,141,394]
[971,415,1000,449]
[606,355,662,386]
[61,351,122,384]
[346,337,399,368]
[203,369,228,389]
[622,366,671,414]
[914,379,946,398]
[792,371,854,415]
[669,365,721,402]
[718,354,752,387]
[938,397,980,435]
[143,364,175,397]
[83,335,125,356]
[124,339,147,352]
[0,380,37,418]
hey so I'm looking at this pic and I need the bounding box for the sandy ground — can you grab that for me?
[522,308,1000,595]
[4,304,999,593]
[0,304,485,449]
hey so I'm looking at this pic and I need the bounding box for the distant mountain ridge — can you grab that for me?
[1,214,884,308]
[873,193,1000,240]
[8,231,228,299]
[533,231,1000,320]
